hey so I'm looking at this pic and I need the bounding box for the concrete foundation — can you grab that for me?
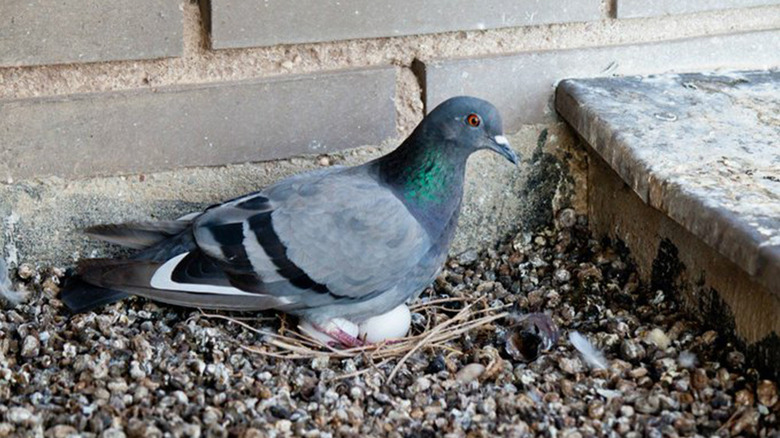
[0,123,582,267]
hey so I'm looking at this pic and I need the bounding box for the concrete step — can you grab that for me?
[555,70,780,377]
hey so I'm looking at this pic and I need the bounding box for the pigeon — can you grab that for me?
[60,96,518,346]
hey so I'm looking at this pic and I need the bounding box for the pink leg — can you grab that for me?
[312,322,365,348]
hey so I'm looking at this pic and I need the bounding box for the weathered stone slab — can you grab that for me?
[0,67,396,180]
[617,0,780,19]
[556,70,780,298]
[588,152,780,379]
[208,0,601,49]
[0,0,182,67]
[421,29,780,131]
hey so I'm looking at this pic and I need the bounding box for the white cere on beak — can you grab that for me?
[494,135,509,146]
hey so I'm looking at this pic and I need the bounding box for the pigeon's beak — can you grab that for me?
[484,135,518,165]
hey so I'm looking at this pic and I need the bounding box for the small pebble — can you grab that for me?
[635,395,660,414]
[628,367,648,379]
[757,380,778,407]
[700,330,718,345]
[7,407,32,425]
[587,400,605,419]
[425,355,446,374]
[16,264,34,280]
[553,268,571,283]
[556,208,577,228]
[726,350,746,369]
[20,335,39,358]
[558,357,583,375]
[620,339,646,361]
[619,405,635,418]
[311,356,330,370]
[46,425,78,438]
[457,249,479,265]
[691,368,709,390]
[456,364,485,383]
[101,428,126,438]
[735,389,754,406]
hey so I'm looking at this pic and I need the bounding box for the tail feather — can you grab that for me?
[86,220,192,250]
[77,258,161,288]
[114,286,288,311]
[60,275,129,313]
[62,252,290,313]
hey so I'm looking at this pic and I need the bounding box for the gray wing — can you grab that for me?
[191,166,431,306]
[269,168,431,298]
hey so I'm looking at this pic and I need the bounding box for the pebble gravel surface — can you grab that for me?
[1,211,778,437]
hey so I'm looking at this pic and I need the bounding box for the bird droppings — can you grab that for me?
[0,263,25,308]
[1,214,779,436]
[645,327,672,350]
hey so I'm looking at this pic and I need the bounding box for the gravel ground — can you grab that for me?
[1,211,779,437]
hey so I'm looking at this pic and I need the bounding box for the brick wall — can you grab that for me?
[1,0,779,181]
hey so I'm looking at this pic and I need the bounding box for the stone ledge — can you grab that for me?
[556,70,780,377]
[586,152,780,379]
[555,70,780,301]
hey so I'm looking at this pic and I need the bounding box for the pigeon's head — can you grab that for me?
[424,96,517,165]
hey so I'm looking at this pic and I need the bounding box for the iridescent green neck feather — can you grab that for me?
[400,148,454,204]
[375,134,470,235]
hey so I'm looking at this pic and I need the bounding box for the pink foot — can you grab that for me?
[310,322,365,348]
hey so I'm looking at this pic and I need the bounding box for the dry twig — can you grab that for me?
[200,297,508,382]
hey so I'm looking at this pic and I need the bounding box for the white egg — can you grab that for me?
[358,304,412,343]
[298,318,359,345]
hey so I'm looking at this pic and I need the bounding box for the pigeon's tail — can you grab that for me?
[62,255,288,312]
[85,220,193,250]
[60,275,130,313]
[61,225,199,313]
[61,228,291,313]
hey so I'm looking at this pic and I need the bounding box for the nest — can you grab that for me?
[200,296,508,383]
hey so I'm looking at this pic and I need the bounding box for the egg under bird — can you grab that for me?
[61,96,519,347]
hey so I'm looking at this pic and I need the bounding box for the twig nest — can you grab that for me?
[359,304,411,344]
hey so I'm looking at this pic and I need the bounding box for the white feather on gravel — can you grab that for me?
[0,258,24,307]
[677,350,698,369]
[569,331,608,370]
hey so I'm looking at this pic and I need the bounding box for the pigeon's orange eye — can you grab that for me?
[466,113,481,127]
